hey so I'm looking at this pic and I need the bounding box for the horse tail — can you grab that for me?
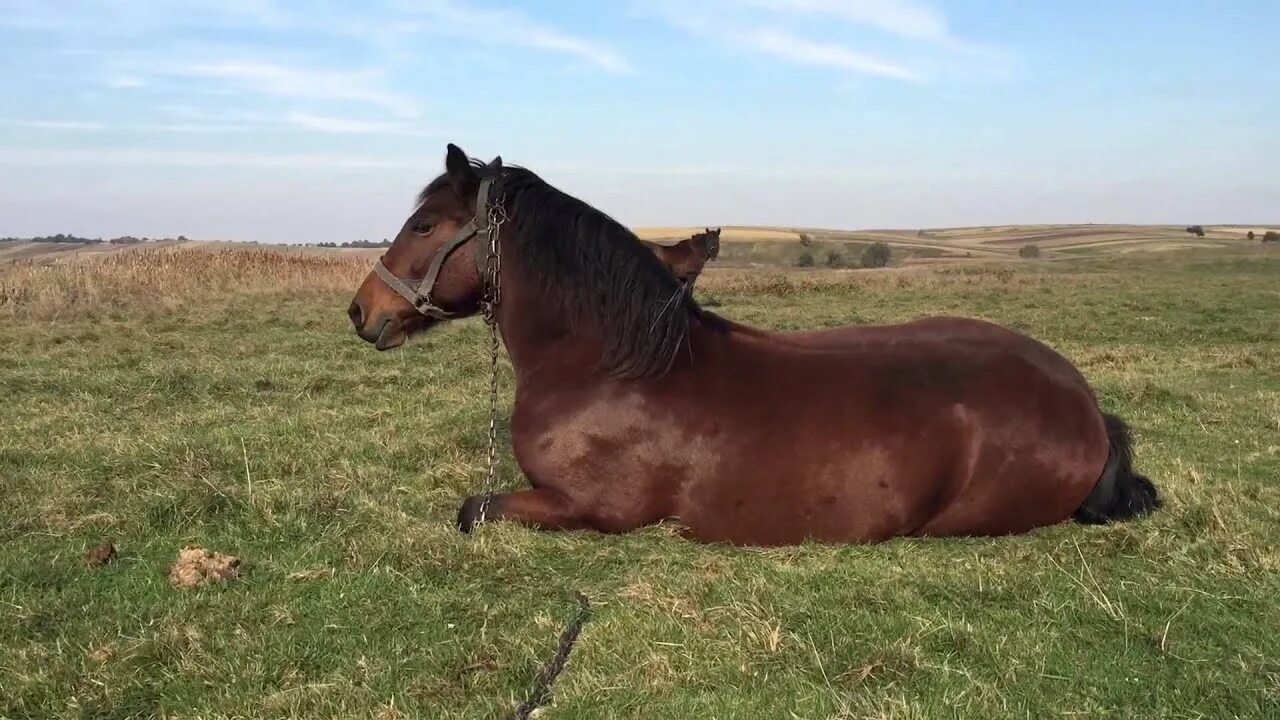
[1072,413,1162,524]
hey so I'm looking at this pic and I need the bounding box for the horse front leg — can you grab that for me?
[457,480,668,535]
[457,488,591,533]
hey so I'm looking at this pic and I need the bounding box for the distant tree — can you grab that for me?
[1185,225,1205,237]
[108,236,142,245]
[795,251,814,267]
[23,233,100,244]
[1247,231,1255,241]
[340,239,396,249]
[825,250,845,268]
[798,233,812,247]
[1264,231,1280,243]
[1019,244,1042,259]
[178,235,189,242]
[860,241,892,269]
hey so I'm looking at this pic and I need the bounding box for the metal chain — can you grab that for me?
[475,193,506,526]
[466,189,595,720]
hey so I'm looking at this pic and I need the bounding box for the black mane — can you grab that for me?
[420,163,715,378]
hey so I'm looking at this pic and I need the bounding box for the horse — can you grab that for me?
[347,145,1161,546]
[640,228,720,289]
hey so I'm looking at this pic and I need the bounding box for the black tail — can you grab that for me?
[1073,413,1162,524]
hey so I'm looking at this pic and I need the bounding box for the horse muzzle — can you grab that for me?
[349,301,413,350]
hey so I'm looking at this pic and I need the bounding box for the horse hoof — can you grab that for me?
[457,496,485,534]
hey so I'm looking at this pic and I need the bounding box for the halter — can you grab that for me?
[372,172,502,319]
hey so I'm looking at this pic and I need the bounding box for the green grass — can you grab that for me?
[3,251,1280,719]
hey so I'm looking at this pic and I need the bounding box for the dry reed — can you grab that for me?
[0,247,372,318]
[0,244,1071,319]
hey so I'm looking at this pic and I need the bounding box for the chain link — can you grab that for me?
[475,193,507,526]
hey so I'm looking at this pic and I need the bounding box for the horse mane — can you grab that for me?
[420,163,720,378]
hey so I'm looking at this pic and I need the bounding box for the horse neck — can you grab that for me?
[643,240,672,265]
[492,266,604,384]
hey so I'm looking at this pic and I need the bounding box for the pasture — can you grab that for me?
[2,242,1279,718]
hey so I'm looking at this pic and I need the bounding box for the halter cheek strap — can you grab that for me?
[373,175,498,319]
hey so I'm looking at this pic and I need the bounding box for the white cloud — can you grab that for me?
[105,75,146,89]
[286,112,434,136]
[649,0,1011,82]
[0,118,105,131]
[143,122,257,134]
[0,146,411,170]
[730,0,1004,59]
[177,60,421,119]
[0,115,261,134]
[731,27,921,81]
[0,0,296,35]
[0,109,434,137]
[651,3,920,81]
[736,0,949,42]
[395,0,630,73]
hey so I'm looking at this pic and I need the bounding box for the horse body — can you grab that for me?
[501,302,1108,544]
[349,145,1160,547]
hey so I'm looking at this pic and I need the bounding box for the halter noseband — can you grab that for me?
[372,173,500,319]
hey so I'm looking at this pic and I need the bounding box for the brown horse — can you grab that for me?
[348,145,1160,546]
[640,228,720,288]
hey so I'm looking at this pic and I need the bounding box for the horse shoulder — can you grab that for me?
[509,384,721,529]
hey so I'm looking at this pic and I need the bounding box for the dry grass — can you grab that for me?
[0,247,371,319]
[0,245,1048,319]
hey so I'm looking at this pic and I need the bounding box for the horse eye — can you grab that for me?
[412,220,435,235]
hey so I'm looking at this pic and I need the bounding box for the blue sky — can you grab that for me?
[1,0,1276,244]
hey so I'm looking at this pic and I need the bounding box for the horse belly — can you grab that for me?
[672,431,944,546]
[674,390,1103,545]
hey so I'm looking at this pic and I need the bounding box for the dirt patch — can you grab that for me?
[168,546,243,589]
[86,540,117,567]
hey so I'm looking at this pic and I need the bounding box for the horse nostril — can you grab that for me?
[348,301,364,329]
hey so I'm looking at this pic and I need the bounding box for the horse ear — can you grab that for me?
[445,143,469,173]
[445,143,478,193]
[487,155,503,172]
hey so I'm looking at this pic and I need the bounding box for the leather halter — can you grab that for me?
[372,173,499,319]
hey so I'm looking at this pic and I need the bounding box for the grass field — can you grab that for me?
[3,244,1280,719]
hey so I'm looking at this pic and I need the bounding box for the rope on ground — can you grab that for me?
[509,591,592,720]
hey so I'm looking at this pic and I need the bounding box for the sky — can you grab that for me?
[0,0,1276,244]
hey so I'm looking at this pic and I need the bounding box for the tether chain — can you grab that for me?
[466,190,593,719]
[476,194,507,527]
[510,592,592,719]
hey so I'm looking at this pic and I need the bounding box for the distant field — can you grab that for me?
[634,224,1261,269]
[2,242,1279,718]
[5,224,1269,271]
[633,226,800,243]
